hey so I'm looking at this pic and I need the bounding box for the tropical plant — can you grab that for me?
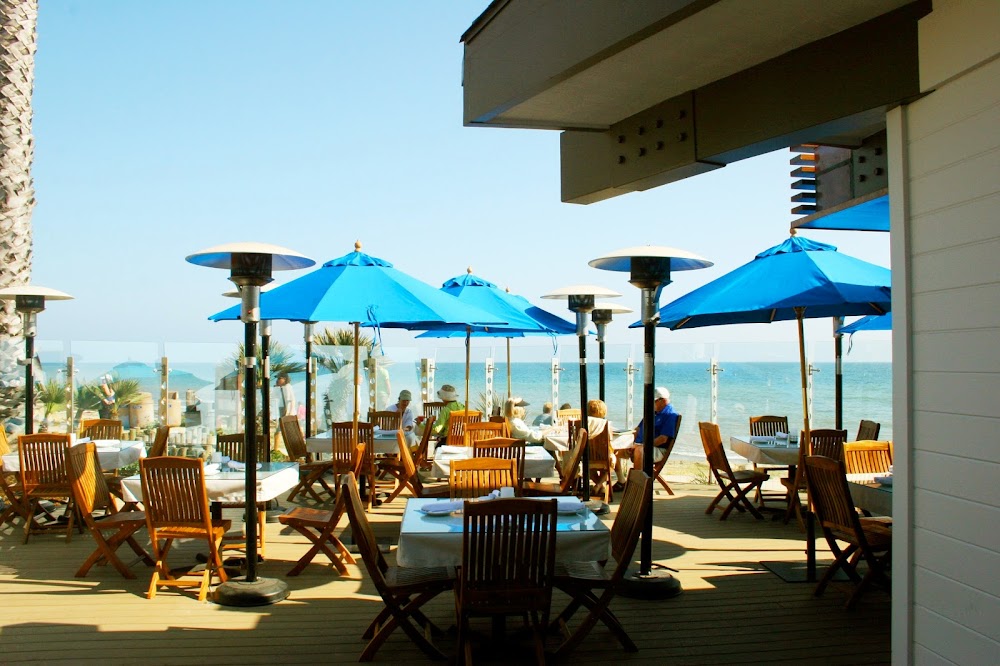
[0,1,39,422]
[314,327,375,429]
[36,378,66,420]
[476,390,503,417]
[76,376,143,420]
[228,340,304,387]
[313,327,373,373]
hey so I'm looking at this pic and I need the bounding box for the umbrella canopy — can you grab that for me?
[416,269,577,404]
[109,361,211,395]
[837,312,893,334]
[210,243,505,440]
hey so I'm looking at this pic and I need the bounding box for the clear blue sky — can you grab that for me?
[29,1,890,362]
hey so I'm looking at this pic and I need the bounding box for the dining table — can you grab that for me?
[430,444,557,480]
[305,429,399,457]
[2,439,146,473]
[396,496,611,567]
[728,434,800,467]
[847,473,893,517]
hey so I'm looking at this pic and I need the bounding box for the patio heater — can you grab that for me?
[0,286,73,435]
[224,287,274,449]
[303,321,316,437]
[591,246,712,599]
[187,242,314,607]
[590,301,633,403]
[541,285,621,501]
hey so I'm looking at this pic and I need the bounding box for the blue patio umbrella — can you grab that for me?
[416,269,577,403]
[211,242,505,443]
[837,312,893,335]
[647,235,890,581]
[109,361,211,394]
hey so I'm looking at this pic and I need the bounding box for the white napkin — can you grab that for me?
[227,461,261,471]
[76,437,92,444]
[93,439,120,449]
[203,463,221,475]
[749,435,775,444]
[419,500,465,514]
[556,497,585,513]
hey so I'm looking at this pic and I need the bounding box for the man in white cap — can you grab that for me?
[430,384,465,439]
[386,389,416,446]
[631,386,680,475]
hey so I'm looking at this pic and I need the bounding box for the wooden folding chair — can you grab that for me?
[843,440,893,475]
[464,421,505,446]
[551,468,653,655]
[79,418,123,440]
[457,497,558,664]
[67,443,153,579]
[18,433,76,542]
[649,414,683,496]
[108,425,173,511]
[699,422,768,520]
[472,437,526,485]
[587,423,616,502]
[782,429,848,525]
[804,455,892,609]
[557,408,581,422]
[279,415,335,502]
[422,401,446,422]
[412,419,435,471]
[487,414,510,436]
[523,428,588,497]
[342,472,454,661]
[277,444,364,576]
[368,410,402,431]
[378,432,449,504]
[445,409,483,446]
[450,457,518,499]
[0,428,29,531]
[855,419,881,442]
[147,425,171,458]
[749,415,791,506]
[140,456,231,601]
[214,433,268,555]
[330,421,378,509]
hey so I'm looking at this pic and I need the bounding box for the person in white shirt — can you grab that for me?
[504,397,548,444]
[386,389,416,446]
[276,373,297,418]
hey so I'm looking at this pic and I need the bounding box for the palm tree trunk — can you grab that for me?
[0,0,38,422]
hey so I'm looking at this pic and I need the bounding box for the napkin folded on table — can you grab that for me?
[227,461,262,471]
[749,435,775,443]
[203,463,221,475]
[555,497,585,512]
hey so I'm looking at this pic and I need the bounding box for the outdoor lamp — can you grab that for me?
[590,301,633,403]
[187,242,314,607]
[591,246,712,599]
[542,284,621,501]
[0,285,73,435]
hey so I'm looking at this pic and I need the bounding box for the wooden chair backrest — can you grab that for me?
[67,442,115,517]
[18,434,72,493]
[804,455,865,535]
[148,426,171,458]
[566,419,581,453]
[395,431,425,496]
[412,420,434,468]
[215,433,269,463]
[699,421,733,480]
[139,456,213,532]
[446,410,483,446]
[450,457,518,499]
[472,437,526,483]
[330,421,375,470]
[368,411,401,431]
[279,415,308,461]
[588,422,611,466]
[342,472,390,583]
[749,415,789,437]
[856,419,881,442]
[464,421,505,446]
[843,440,893,475]
[460,497,558,612]
[557,408,581,422]
[611,469,653,567]
[0,427,10,455]
[558,428,589,493]
[79,419,123,440]
[808,429,848,461]
[422,401,446,421]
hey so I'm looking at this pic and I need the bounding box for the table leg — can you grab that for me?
[806,510,816,582]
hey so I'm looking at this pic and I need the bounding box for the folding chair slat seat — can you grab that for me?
[782,429,848,525]
[215,432,268,555]
[18,434,77,542]
[699,422,768,520]
[67,443,153,579]
[277,444,364,576]
[378,432,449,504]
[804,455,892,609]
[140,456,231,602]
[279,415,336,503]
[523,428,588,497]
[449,457,519,498]
[342,472,454,661]
[551,468,653,656]
[457,497,559,664]
[445,410,483,446]
[650,414,683,496]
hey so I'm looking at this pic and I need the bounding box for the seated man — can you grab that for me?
[532,402,554,427]
[386,389,416,447]
[629,386,679,480]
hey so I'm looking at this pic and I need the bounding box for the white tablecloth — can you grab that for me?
[2,440,146,473]
[729,435,800,466]
[396,497,610,567]
[430,445,557,480]
[120,461,299,504]
[847,473,893,517]
[306,430,398,456]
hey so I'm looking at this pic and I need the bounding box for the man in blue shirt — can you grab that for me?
[632,386,680,473]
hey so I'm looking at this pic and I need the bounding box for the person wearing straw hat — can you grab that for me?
[387,389,416,446]
[430,384,465,438]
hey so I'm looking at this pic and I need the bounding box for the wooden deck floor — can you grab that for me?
[0,483,889,664]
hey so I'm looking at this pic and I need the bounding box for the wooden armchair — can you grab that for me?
[342,472,454,661]
[749,415,791,506]
[844,440,893,475]
[463,421,506,446]
[148,426,171,458]
[67,442,152,579]
[279,415,335,502]
[782,428,848,524]
[587,422,615,502]
[450,457,519,499]
[699,422,767,520]
[18,433,76,542]
[472,437,526,485]
[457,497,558,664]
[523,428,588,497]
[139,456,231,601]
[649,414,683,496]
[551,468,652,656]
[445,410,483,446]
[277,443,364,576]
[804,455,892,609]
[368,410,401,431]
[79,419,123,441]
[855,419,881,442]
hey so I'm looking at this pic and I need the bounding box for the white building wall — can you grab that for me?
[895,1,1000,662]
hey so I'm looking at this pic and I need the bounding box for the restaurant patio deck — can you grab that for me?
[0,482,889,664]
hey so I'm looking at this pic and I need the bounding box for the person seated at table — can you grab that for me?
[630,386,680,475]
[430,384,465,440]
[532,402,554,427]
[386,389,416,447]
[504,397,547,444]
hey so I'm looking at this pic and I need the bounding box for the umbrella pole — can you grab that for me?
[834,316,843,430]
[261,321,271,449]
[576,317,590,502]
[506,337,512,400]
[598,336,606,403]
[465,327,471,411]
[24,333,34,435]
[795,307,816,583]
[304,323,313,438]
[353,322,360,447]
